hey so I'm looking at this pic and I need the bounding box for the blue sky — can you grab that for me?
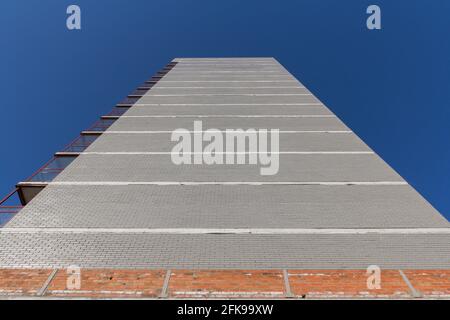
[1,0,449,219]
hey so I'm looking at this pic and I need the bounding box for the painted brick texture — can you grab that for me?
[46,269,166,298]
[1,268,450,299]
[0,269,52,296]
[288,269,410,299]
[404,270,450,298]
[168,270,285,298]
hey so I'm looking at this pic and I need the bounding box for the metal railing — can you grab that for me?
[0,61,178,214]
[0,189,23,226]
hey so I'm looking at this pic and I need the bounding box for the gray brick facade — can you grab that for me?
[2,57,449,269]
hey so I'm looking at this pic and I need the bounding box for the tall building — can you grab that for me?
[0,58,449,298]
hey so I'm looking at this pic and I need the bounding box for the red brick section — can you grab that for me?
[288,270,410,299]
[0,269,53,296]
[168,270,285,298]
[1,268,449,299]
[45,269,166,298]
[403,270,450,298]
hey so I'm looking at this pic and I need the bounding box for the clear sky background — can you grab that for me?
[1,0,449,219]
